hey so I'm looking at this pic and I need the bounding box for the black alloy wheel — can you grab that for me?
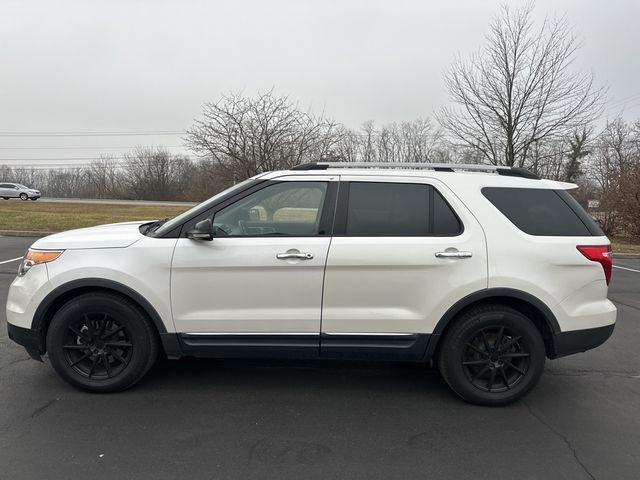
[462,325,530,393]
[47,292,158,392]
[62,313,133,380]
[438,304,545,406]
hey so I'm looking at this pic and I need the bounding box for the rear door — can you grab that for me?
[320,176,487,359]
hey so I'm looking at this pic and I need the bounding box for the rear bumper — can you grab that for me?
[549,323,615,359]
[7,323,44,361]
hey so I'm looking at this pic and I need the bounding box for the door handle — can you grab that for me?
[276,252,314,260]
[435,251,473,259]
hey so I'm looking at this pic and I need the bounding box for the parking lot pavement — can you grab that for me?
[1,236,639,480]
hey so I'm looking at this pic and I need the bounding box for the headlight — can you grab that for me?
[18,249,64,276]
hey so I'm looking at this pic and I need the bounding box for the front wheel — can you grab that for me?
[30,197,38,201]
[437,304,545,406]
[46,292,158,392]
[19,193,28,200]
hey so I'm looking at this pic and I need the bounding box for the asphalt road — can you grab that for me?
[1,236,639,480]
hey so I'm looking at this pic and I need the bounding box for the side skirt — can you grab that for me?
[320,333,431,361]
[161,332,432,362]
[175,333,320,359]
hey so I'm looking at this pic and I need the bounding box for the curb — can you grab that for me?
[0,230,54,237]
[613,253,640,259]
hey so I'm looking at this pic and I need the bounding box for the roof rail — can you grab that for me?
[291,162,540,179]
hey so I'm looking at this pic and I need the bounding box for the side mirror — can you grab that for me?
[186,218,213,241]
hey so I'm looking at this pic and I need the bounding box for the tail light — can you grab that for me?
[577,245,612,285]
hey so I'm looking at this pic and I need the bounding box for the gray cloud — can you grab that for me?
[0,0,638,166]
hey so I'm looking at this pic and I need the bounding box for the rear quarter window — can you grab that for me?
[482,187,604,236]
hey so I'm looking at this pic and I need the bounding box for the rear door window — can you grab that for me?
[482,187,603,236]
[339,182,462,236]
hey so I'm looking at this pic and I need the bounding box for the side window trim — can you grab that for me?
[428,184,435,234]
[333,180,463,237]
[333,180,351,235]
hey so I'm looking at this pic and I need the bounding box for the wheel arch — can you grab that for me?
[425,288,560,360]
[32,278,168,353]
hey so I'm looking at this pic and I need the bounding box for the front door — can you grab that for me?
[171,176,337,356]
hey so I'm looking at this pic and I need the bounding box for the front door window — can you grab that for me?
[213,181,328,237]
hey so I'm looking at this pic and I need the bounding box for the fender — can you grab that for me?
[424,288,560,359]
[32,278,168,346]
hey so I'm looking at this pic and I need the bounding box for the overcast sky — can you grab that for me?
[1,0,639,167]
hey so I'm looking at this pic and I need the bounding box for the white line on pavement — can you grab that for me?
[613,265,640,274]
[0,256,22,265]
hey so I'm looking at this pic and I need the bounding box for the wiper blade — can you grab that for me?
[145,218,169,234]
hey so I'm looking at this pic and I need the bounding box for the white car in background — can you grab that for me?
[6,162,616,405]
[0,182,41,200]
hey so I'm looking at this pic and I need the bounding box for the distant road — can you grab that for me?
[39,197,197,207]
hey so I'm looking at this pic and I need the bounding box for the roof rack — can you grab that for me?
[291,162,540,179]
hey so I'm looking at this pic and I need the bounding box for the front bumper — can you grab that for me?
[549,323,615,359]
[7,323,44,361]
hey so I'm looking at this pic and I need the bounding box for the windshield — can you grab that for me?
[16,184,29,189]
[152,177,259,236]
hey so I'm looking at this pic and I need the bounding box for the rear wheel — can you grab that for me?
[2,197,8,200]
[437,304,545,406]
[46,292,158,392]
[19,193,28,200]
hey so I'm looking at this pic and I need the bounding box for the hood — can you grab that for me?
[32,221,152,250]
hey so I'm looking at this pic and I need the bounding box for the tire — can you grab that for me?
[30,197,38,201]
[2,197,8,200]
[46,292,159,392]
[437,304,545,406]
[19,193,28,200]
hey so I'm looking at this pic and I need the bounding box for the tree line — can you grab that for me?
[1,4,638,239]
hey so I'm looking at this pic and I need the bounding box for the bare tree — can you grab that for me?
[438,3,604,167]
[332,118,447,163]
[330,126,361,162]
[359,120,377,162]
[121,147,193,201]
[85,155,126,199]
[589,118,640,237]
[185,91,342,180]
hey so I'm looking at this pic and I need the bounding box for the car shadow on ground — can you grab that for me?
[140,356,455,398]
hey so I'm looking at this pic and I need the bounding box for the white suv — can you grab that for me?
[6,162,616,405]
